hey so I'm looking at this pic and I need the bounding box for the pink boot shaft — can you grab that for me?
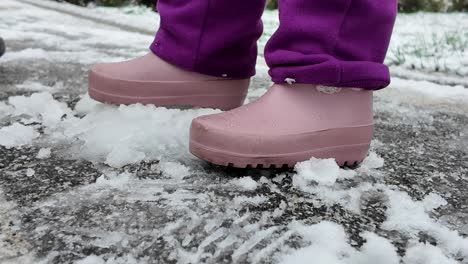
[190,84,373,168]
[88,52,249,110]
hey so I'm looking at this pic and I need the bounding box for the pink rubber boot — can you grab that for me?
[88,52,249,110]
[190,84,373,168]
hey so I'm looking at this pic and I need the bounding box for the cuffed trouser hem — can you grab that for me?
[265,0,397,90]
[269,58,390,90]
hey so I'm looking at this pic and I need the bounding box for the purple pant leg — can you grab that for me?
[265,0,398,90]
[150,0,266,79]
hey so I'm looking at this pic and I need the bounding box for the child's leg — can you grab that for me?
[151,0,266,79]
[88,0,266,110]
[265,0,397,90]
[190,0,398,168]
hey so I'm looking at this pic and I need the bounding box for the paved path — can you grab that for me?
[1,1,468,263]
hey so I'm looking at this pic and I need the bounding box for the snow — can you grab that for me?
[63,98,218,165]
[159,161,191,180]
[0,123,39,148]
[19,0,159,35]
[75,255,105,264]
[26,168,35,177]
[8,92,72,128]
[282,222,400,264]
[286,152,464,263]
[390,78,468,104]
[403,243,458,264]
[349,232,400,264]
[360,151,385,170]
[388,13,468,76]
[383,190,468,259]
[36,147,52,159]
[230,177,258,191]
[232,227,279,262]
[291,154,386,212]
[293,158,341,186]
[384,190,449,234]
[282,221,353,264]
[0,102,14,117]
[95,171,132,188]
[105,147,146,168]
[0,0,153,65]
[16,81,61,92]
[74,94,102,115]
[292,153,385,189]
[233,195,268,206]
[423,192,449,212]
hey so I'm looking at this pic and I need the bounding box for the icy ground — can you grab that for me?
[1,0,468,263]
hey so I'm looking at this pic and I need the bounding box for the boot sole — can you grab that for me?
[190,135,371,169]
[190,140,370,169]
[88,70,249,110]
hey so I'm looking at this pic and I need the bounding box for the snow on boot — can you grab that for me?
[0,37,5,57]
[88,52,249,110]
[190,84,373,168]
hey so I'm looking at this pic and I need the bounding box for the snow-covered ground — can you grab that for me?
[1,0,468,263]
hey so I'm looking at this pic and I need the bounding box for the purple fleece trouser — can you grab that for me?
[150,0,397,90]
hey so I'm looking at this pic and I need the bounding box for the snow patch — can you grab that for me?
[8,93,72,128]
[15,81,59,92]
[0,123,39,148]
[349,232,400,264]
[293,158,340,187]
[74,94,101,114]
[403,243,457,264]
[64,101,218,165]
[361,152,385,169]
[290,153,387,213]
[234,195,268,206]
[282,221,400,264]
[75,255,105,264]
[95,171,132,188]
[36,148,52,159]
[230,177,258,191]
[105,147,146,168]
[423,192,448,212]
[0,102,14,117]
[390,78,468,104]
[383,190,468,259]
[159,161,191,180]
[26,168,35,177]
